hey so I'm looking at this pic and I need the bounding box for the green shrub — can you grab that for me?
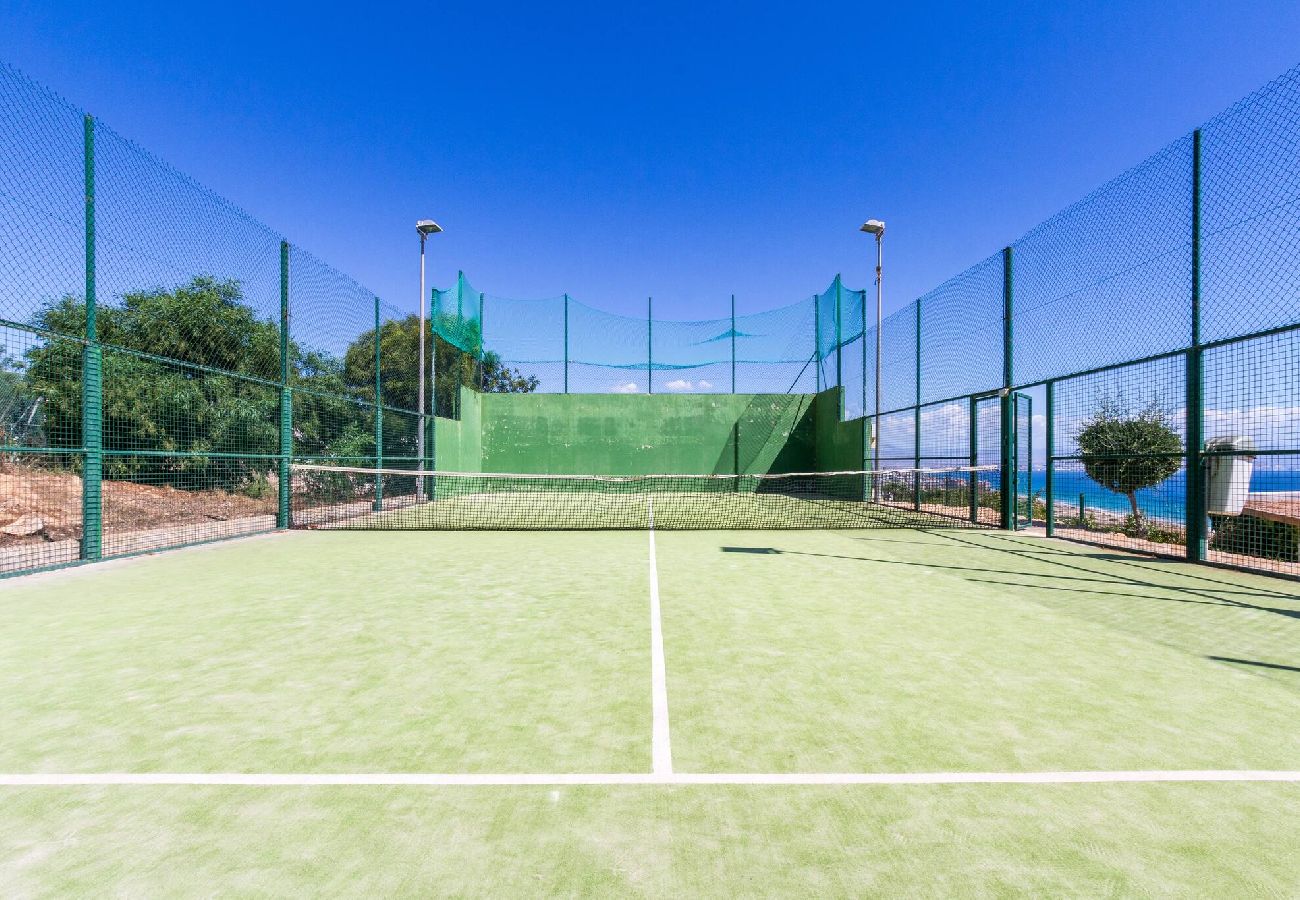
[1209,514,1300,561]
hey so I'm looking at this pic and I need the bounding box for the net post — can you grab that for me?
[999,245,1015,530]
[80,113,102,561]
[913,297,922,511]
[1185,128,1206,562]
[647,296,653,394]
[373,296,383,512]
[1045,379,1055,536]
[730,293,736,394]
[278,240,292,528]
[563,293,569,394]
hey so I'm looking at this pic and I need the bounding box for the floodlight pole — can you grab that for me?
[861,220,885,502]
[874,234,882,499]
[417,231,427,498]
[415,220,442,499]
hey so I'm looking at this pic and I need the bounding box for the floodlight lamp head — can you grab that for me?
[860,219,885,236]
[416,220,442,236]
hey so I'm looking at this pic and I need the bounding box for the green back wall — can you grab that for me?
[434,388,865,476]
[479,393,817,475]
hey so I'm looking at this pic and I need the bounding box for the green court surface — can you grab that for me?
[2,528,1299,895]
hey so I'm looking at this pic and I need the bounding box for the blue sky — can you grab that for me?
[2,0,1299,322]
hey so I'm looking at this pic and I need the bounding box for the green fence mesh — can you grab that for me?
[3,56,1300,578]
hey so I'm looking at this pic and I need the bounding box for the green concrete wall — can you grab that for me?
[432,388,872,477]
[813,388,868,472]
[433,387,482,472]
[478,393,817,475]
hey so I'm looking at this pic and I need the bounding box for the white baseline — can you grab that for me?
[1,772,1298,787]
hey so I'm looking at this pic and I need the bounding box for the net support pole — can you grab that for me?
[647,296,653,394]
[968,394,979,523]
[1045,379,1055,536]
[913,297,922,511]
[563,293,569,394]
[80,114,102,560]
[373,296,383,512]
[999,245,1015,531]
[278,240,292,528]
[730,294,736,394]
[1185,128,1206,562]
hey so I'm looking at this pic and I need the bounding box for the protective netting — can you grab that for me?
[3,55,1300,578]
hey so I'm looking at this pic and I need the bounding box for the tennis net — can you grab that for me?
[289,464,1001,531]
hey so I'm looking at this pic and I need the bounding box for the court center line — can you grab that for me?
[648,498,673,776]
[1,772,1298,787]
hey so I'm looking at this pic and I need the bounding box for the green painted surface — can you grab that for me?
[480,392,817,475]
[433,386,482,473]
[812,387,867,472]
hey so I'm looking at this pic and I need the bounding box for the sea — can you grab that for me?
[1021,466,1298,520]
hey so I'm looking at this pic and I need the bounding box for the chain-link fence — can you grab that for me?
[3,57,1300,578]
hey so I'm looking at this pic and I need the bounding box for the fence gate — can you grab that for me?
[1013,392,1034,530]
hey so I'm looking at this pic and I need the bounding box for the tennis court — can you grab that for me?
[3,516,1299,895]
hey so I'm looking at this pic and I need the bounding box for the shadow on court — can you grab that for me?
[713,530,1300,682]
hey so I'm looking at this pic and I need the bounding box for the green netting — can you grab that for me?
[1011,136,1194,386]
[0,62,84,332]
[434,282,844,397]
[1202,65,1300,342]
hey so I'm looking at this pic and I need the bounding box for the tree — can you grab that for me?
[26,278,321,490]
[1076,395,1182,536]
[341,315,538,419]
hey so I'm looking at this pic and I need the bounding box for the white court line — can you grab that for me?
[1,772,1298,787]
[647,498,673,775]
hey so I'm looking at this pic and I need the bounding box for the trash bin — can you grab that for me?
[1205,436,1256,516]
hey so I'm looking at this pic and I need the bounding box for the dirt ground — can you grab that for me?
[0,465,275,549]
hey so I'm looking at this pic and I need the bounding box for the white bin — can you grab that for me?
[1205,436,1255,516]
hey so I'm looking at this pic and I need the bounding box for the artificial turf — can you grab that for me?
[1,527,1297,894]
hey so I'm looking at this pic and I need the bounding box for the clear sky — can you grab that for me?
[2,0,1299,322]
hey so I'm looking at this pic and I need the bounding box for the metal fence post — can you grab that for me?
[478,291,486,392]
[647,296,653,394]
[373,297,383,512]
[913,297,922,511]
[563,293,569,394]
[278,240,292,528]
[81,114,102,560]
[968,394,979,523]
[835,276,843,414]
[1045,380,1055,536]
[730,294,736,394]
[1000,245,1015,530]
[861,289,867,422]
[429,288,437,473]
[813,293,821,393]
[1186,128,1206,562]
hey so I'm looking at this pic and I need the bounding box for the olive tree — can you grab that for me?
[1076,395,1182,536]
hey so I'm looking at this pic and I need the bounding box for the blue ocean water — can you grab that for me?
[1018,466,1298,520]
